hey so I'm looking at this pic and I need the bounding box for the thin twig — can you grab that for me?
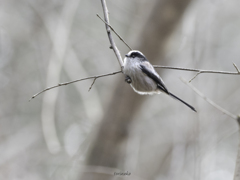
[154,64,240,82]
[180,77,238,119]
[29,71,121,100]
[189,72,201,82]
[100,0,124,70]
[233,62,240,73]
[88,78,97,92]
[97,14,132,51]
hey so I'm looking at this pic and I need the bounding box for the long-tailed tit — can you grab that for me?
[123,50,196,112]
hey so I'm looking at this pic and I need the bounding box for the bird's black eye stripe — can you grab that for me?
[130,52,142,58]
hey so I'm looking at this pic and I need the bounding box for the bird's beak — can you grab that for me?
[125,54,129,57]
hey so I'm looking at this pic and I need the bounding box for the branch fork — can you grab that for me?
[30,0,240,100]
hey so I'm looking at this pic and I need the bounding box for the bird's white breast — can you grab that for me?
[123,58,160,95]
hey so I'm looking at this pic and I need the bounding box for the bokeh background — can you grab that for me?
[1,0,240,179]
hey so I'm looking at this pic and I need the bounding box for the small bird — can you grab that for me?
[123,50,196,112]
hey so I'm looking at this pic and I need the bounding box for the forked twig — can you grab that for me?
[29,71,121,100]
[97,14,132,51]
[154,64,240,82]
[31,63,240,100]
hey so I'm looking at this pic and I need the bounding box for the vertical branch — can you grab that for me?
[100,0,124,70]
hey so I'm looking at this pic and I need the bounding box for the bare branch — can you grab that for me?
[154,64,240,82]
[30,63,240,100]
[153,65,240,74]
[180,77,238,120]
[97,14,132,51]
[29,71,121,101]
[100,0,124,70]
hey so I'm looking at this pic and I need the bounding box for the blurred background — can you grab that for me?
[1,0,240,179]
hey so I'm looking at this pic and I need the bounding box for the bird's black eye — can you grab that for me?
[131,52,137,58]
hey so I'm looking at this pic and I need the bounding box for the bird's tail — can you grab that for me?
[168,92,197,112]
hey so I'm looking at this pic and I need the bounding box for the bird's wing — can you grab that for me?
[139,63,169,94]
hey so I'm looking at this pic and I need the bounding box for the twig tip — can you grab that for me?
[29,96,35,102]
[233,62,240,73]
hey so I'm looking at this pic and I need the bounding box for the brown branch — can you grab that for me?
[96,14,132,51]
[100,0,124,70]
[29,71,121,101]
[154,64,240,82]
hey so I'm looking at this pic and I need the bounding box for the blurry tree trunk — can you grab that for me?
[80,0,192,179]
[234,118,240,180]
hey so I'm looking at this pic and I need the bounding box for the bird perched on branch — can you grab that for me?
[123,50,196,112]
